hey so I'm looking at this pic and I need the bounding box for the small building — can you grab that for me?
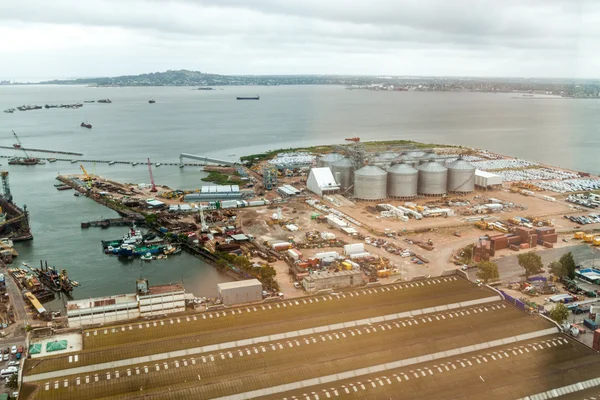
[474,170,503,189]
[302,270,364,293]
[136,279,186,317]
[67,293,140,327]
[306,168,340,197]
[217,279,263,305]
[146,199,166,209]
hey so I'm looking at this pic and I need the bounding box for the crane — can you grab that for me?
[147,158,157,192]
[79,165,92,181]
[12,130,31,158]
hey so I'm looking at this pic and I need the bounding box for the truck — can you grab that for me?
[583,318,598,331]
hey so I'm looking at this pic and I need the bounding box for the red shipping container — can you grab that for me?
[543,242,554,248]
[519,243,530,249]
[541,233,558,244]
[594,329,600,343]
[509,244,520,251]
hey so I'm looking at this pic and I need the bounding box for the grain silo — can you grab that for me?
[331,157,354,190]
[418,150,438,165]
[354,165,387,201]
[391,152,418,167]
[387,162,418,199]
[446,157,476,194]
[372,151,399,164]
[317,153,343,168]
[417,160,448,196]
[407,150,426,160]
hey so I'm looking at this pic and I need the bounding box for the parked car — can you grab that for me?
[17,346,23,354]
[293,282,301,289]
[15,353,21,360]
[2,354,7,361]
[7,361,19,367]
[10,346,16,355]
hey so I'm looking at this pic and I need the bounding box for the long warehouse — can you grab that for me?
[19,275,600,400]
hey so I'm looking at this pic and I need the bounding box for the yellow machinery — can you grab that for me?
[532,218,553,227]
[493,224,509,234]
[593,237,600,246]
[574,232,584,239]
[79,165,92,181]
[475,220,493,230]
[509,217,522,225]
[583,234,594,243]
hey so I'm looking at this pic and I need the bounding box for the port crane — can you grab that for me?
[147,158,157,192]
[79,165,92,181]
[12,130,31,159]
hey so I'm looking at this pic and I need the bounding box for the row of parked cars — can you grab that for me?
[0,346,24,381]
[564,214,600,225]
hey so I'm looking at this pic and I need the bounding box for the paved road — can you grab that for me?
[468,244,600,282]
[5,269,27,324]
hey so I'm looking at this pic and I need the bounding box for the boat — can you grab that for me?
[171,247,182,255]
[8,158,40,166]
[33,261,61,292]
[101,226,144,248]
[236,95,260,100]
[56,185,72,191]
[155,163,161,167]
[74,192,80,197]
[156,254,167,260]
[195,87,214,90]
[70,159,78,163]
[12,143,20,149]
[131,162,138,166]
[70,280,80,287]
[345,137,360,142]
[149,99,156,104]
[141,253,152,261]
[80,122,92,129]
[58,269,74,293]
[108,161,116,165]
[84,100,95,103]
[97,99,112,103]
[48,158,57,163]
[3,109,14,113]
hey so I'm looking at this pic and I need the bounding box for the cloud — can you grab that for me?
[0,0,599,78]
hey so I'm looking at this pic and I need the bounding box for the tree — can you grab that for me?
[260,265,277,290]
[476,261,499,283]
[549,303,569,325]
[145,213,158,226]
[548,260,566,278]
[559,252,577,279]
[6,373,17,390]
[215,259,228,271]
[517,251,543,277]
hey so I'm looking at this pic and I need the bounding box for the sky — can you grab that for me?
[1,0,599,79]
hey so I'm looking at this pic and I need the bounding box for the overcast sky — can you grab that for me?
[1,0,599,79]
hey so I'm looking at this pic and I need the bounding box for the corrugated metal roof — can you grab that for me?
[388,162,418,174]
[355,165,387,176]
[217,279,262,290]
[309,167,340,189]
[447,159,476,171]
[319,153,343,162]
[332,157,353,167]
[417,160,447,172]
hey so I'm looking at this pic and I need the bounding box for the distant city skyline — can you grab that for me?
[1,0,599,79]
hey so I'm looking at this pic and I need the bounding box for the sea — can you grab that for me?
[0,84,599,310]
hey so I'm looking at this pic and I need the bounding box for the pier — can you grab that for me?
[81,217,144,229]
[0,155,224,167]
[0,146,83,156]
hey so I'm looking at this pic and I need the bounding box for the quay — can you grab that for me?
[0,146,83,156]
[80,217,144,229]
[0,155,222,167]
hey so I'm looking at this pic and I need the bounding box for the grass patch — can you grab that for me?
[202,171,244,185]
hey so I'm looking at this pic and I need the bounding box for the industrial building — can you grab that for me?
[306,167,340,197]
[217,279,263,305]
[446,157,476,194]
[354,165,387,201]
[317,153,343,168]
[417,160,448,196]
[475,169,503,189]
[22,276,600,400]
[302,270,364,293]
[387,161,418,199]
[331,157,354,190]
[183,185,243,202]
[66,280,185,327]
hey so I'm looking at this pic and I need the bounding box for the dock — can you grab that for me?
[0,146,83,156]
[81,217,144,229]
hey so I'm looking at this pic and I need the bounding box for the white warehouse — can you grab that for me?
[306,168,340,197]
[475,169,503,189]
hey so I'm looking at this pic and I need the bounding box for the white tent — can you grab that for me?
[306,168,340,196]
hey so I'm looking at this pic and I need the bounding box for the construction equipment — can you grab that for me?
[147,158,157,192]
[475,219,492,230]
[0,171,12,202]
[12,130,31,159]
[0,214,26,226]
[79,165,92,181]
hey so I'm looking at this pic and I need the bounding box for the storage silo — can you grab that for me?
[418,150,438,165]
[317,153,343,168]
[391,152,418,167]
[331,157,354,190]
[447,157,476,194]
[417,160,448,196]
[387,162,418,199]
[354,165,387,201]
[407,150,426,159]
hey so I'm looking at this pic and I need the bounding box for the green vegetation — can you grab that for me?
[145,213,158,226]
[213,252,279,290]
[548,252,577,280]
[549,303,569,325]
[517,251,543,278]
[476,261,499,283]
[6,373,17,390]
[202,171,244,185]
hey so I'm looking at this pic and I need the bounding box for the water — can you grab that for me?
[0,85,599,308]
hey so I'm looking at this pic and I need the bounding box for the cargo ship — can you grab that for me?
[236,95,260,100]
[8,158,42,166]
[345,137,360,142]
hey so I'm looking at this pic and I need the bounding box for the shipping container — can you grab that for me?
[350,252,371,259]
[315,251,339,260]
[584,319,598,331]
[272,242,292,251]
[519,243,530,249]
[287,249,302,260]
[509,244,520,251]
[343,243,365,255]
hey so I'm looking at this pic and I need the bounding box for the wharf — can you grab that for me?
[81,217,144,229]
[0,155,222,167]
[0,146,83,156]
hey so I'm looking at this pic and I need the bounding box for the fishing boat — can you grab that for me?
[80,122,92,129]
[141,253,153,261]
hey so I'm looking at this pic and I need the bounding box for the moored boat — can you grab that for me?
[80,122,92,129]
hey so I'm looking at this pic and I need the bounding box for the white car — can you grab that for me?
[7,361,19,367]
[10,346,16,355]
[2,354,7,361]
[293,282,301,289]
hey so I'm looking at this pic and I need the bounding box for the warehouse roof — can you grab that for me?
[217,279,262,290]
[475,169,502,178]
[308,168,339,190]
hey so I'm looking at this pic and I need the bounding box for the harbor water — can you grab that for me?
[1,85,599,310]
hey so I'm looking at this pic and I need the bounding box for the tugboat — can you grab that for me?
[149,99,156,104]
[80,122,92,129]
[97,99,112,103]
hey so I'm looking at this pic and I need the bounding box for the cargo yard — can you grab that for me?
[18,276,600,399]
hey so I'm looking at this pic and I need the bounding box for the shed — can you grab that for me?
[230,234,250,242]
[46,340,68,353]
[475,170,503,188]
[306,168,340,196]
[217,279,263,305]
